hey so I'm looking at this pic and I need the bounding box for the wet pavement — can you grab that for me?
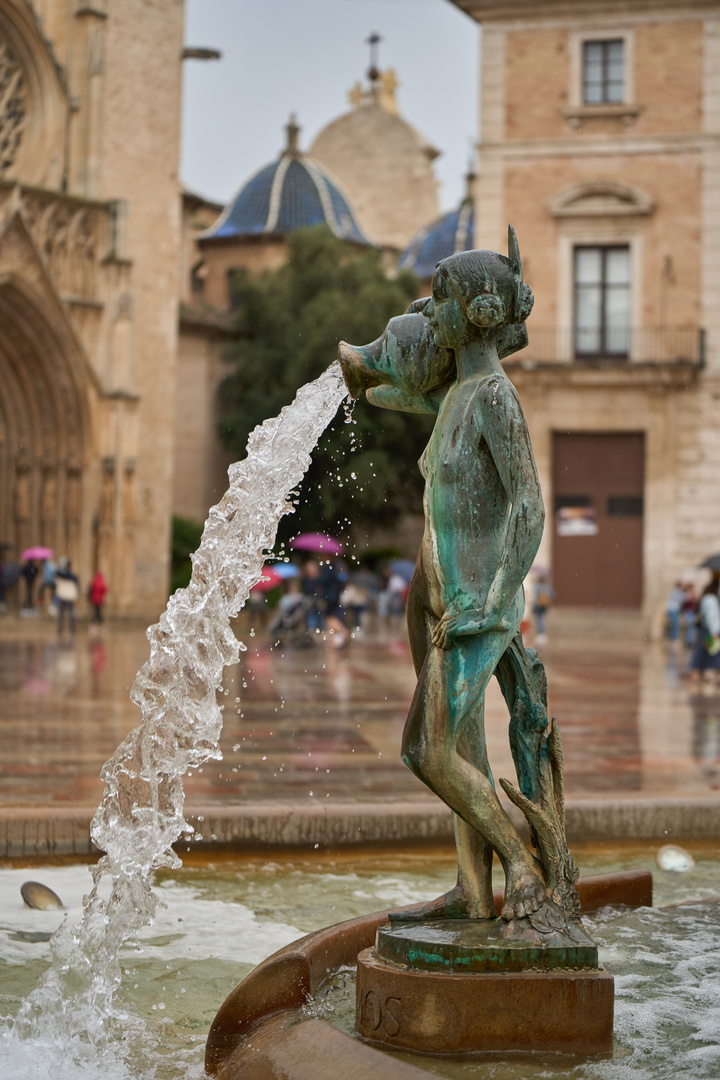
[0,610,718,814]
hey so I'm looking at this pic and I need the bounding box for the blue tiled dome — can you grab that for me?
[398,198,474,279]
[203,123,371,245]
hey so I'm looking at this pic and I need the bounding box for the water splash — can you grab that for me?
[11,363,348,1059]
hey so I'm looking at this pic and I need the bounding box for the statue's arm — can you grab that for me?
[365,383,447,415]
[481,383,545,620]
[431,383,545,651]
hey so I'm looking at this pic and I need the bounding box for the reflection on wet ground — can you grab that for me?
[0,614,718,809]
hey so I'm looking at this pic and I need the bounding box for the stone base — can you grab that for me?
[356,946,614,1055]
[376,917,598,974]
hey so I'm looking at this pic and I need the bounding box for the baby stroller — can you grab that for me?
[268,593,316,648]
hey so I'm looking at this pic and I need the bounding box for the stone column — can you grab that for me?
[41,458,57,550]
[14,455,31,555]
[65,457,82,564]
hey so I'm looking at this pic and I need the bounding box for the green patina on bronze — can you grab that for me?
[339,227,592,956]
[375,919,598,975]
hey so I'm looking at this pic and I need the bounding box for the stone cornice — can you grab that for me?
[0,177,112,212]
[504,358,703,391]
[452,0,717,23]
[179,301,240,338]
[479,132,716,158]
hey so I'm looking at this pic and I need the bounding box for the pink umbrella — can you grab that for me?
[250,565,283,591]
[290,533,344,556]
[21,546,53,561]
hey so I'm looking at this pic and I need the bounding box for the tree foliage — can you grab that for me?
[170,514,204,593]
[217,226,433,544]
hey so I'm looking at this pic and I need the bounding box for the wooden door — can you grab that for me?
[552,432,644,608]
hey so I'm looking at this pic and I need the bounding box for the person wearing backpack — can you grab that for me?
[55,557,80,637]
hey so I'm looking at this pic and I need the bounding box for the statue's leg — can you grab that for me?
[401,628,545,921]
[400,573,496,919]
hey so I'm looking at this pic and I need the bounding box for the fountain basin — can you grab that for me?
[2,846,718,1080]
[205,870,650,1076]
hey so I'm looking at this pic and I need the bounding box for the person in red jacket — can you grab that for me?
[89,571,108,623]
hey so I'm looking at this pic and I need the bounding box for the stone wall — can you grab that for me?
[199,236,288,310]
[97,0,184,612]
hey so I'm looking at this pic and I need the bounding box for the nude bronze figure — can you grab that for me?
[339,228,586,941]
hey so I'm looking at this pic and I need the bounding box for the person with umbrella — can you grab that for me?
[19,546,54,613]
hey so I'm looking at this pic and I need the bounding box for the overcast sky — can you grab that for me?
[181,0,479,215]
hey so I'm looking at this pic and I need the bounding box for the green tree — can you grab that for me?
[218,226,433,546]
[170,515,203,593]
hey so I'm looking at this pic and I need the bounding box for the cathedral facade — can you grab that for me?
[0,0,184,613]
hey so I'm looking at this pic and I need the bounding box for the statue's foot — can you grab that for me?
[500,866,546,921]
[388,884,495,923]
[502,899,595,948]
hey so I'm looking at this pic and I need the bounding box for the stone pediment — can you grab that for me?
[548,181,655,219]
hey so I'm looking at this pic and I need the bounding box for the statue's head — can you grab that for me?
[427,226,534,349]
[338,312,455,399]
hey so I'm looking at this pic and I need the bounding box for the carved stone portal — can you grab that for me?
[0,38,26,174]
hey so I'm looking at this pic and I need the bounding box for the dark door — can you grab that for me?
[552,432,644,608]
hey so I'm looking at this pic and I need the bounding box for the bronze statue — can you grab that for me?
[340,229,586,943]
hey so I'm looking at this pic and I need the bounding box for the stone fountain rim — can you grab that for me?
[3,796,720,857]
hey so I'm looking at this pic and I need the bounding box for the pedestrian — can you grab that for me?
[682,583,698,648]
[532,574,554,644]
[339,581,368,631]
[55,557,80,636]
[39,557,56,608]
[378,565,408,617]
[665,581,685,643]
[20,559,38,612]
[89,570,107,623]
[302,558,348,647]
[318,559,349,648]
[689,578,720,687]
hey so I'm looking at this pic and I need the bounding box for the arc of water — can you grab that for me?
[13,362,349,1052]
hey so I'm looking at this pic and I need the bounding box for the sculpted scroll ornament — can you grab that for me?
[0,38,26,173]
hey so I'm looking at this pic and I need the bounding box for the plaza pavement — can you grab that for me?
[1,610,719,856]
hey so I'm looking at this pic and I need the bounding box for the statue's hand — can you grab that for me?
[432,606,514,650]
[432,607,483,650]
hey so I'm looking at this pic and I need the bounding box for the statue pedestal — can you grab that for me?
[355,919,614,1056]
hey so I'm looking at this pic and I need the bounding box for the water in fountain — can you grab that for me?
[2,362,348,1078]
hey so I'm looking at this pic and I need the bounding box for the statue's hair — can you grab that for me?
[437,249,534,328]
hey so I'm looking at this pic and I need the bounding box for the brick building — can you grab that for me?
[451,0,720,625]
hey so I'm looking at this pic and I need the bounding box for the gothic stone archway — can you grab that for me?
[0,271,94,574]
